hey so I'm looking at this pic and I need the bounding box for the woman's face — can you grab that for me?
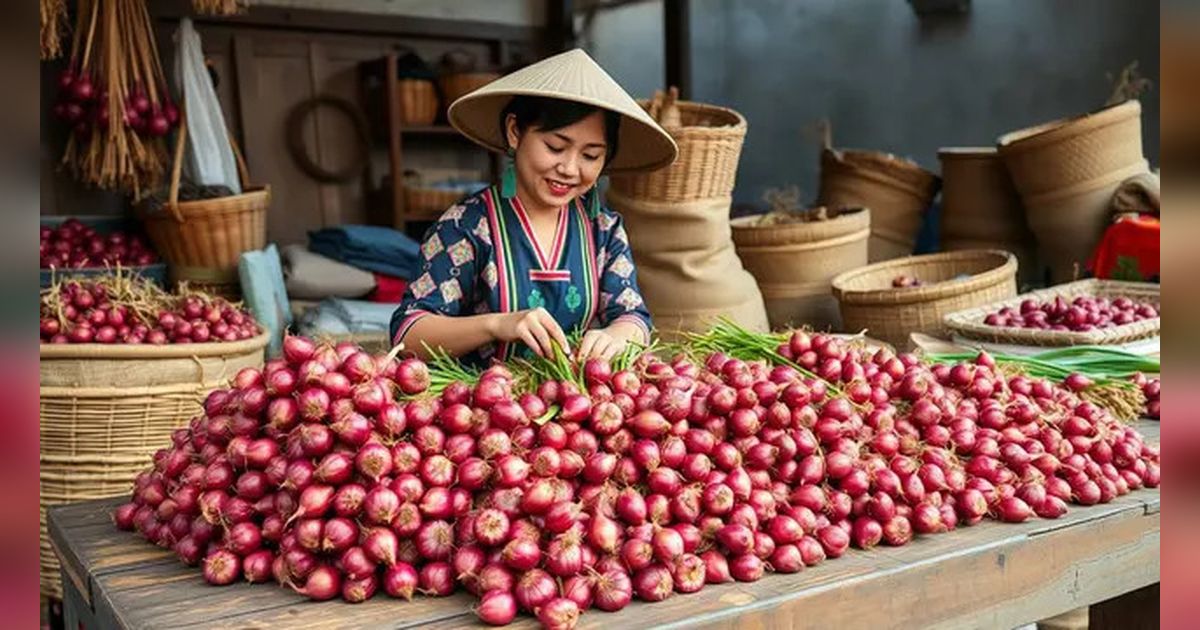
[506,111,608,211]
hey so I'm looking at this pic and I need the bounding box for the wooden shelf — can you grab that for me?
[398,125,461,136]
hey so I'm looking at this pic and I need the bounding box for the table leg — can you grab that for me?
[1089,583,1160,630]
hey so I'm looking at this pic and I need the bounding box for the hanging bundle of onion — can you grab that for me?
[58,0,176,198]
[41,0,69,59]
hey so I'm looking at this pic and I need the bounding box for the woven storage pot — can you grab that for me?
[817,148,940,263]
[398,79,438,126]
[943,278,1159,347]
[731,208,870,331]
[831,250,1017,349]
[439,72,500,112]
[405,186,465,221]
[938,147,1040,285]
[38,332,268,599]
[140,117,268,279]
[608,99,747,203]
[998,100,1149,283]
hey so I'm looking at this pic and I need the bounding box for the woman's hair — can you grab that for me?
[500,96,621,168]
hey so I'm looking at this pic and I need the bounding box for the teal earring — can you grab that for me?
[585,178,603,218]
[500,149,517,199]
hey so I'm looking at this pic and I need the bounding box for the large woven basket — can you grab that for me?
[38,332,268,599]
[818,147,940,263]
[440,72,499,113]
[404,186,466,222]
[997,100,1148,283]
[731,208,870,331]
[139,115,269,275]
[831,250,1017,348]
[608,98,746,203]
[943,278,1159,347]
[938,147,1039,285]
[398,78,439,126]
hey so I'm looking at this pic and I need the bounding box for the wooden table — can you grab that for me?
[49,423,1159,630]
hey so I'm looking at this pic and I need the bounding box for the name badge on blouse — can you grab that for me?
[530,269,571,282]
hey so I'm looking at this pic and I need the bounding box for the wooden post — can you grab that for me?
[664,0,691,99]
[385,53,406,231]
[547,0,576,52]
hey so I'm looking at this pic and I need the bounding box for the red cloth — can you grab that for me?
[1088,214,1160,281]
[371,274,408,303]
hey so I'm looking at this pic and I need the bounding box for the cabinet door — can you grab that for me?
[229,31,390,245]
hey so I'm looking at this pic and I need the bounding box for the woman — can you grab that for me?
[390,49,678,365]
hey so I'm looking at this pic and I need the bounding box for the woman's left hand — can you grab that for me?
[577,328,626,362]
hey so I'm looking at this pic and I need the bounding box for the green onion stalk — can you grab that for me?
[421,343,482,396]
[682,317,843,397]
[924,346,1156,421]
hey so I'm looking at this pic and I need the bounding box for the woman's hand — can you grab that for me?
[577,328,624,362]
[488,308,571,358]
[578,319,646,361]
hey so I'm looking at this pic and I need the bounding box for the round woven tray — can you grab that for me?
[831,250,1018,348]
[942,278,1160,347]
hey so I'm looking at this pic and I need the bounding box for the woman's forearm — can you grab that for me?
[399,313,500,360]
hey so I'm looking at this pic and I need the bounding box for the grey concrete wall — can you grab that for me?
[585,0,1159,211]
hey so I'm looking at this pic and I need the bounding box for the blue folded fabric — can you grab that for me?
[308,225,421,279]
[238,244,292,357]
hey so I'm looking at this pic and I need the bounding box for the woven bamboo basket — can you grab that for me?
[404,186,467,221]
[440,72,500,112]
[731,208,870,331]
[38,332,268,599]
[817,147,940,263]
[398,78,439,126]
[608,94,746,203]
[831,250,1017,348]
[997,100,1148,283]
[139,115,269,276]
[938,147,1040,285]
[943,278,1159,346]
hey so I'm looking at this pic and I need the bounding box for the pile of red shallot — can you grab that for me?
[112,329,1160,629]
[40,219,159,269]
[40,275,259,345]
[983,295,1159,331]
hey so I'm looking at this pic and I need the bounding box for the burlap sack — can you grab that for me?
[606,188,768,340]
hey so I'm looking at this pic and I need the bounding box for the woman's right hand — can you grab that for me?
[488,308,571,358]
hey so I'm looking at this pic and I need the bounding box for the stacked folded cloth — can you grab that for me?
[285,225,420,339]
[308,225,421,280]
[285,225,421,302]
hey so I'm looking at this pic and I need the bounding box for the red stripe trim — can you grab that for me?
[576,198,600,329]
[393,310,432,346]
[548,204,568,269]
[511,195,568,271]
[483,189,511,360]
[530,270,571,282]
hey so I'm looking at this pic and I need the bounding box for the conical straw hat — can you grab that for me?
[448,48,678,174]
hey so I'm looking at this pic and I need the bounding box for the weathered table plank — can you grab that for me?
[50,421,1161,630]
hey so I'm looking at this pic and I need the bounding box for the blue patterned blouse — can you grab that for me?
[389,186,652,367]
